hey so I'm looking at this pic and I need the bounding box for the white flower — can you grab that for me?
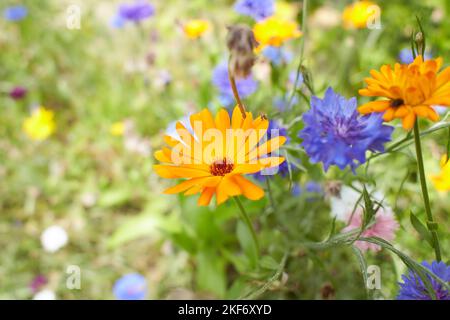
[33,289,56,300]
[40,225,68,253]
[330,185,385,221]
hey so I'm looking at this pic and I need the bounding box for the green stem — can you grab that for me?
[233,197,260,259]
[413,120,442,261]
[228,58,246,118]
[287,0,308,108]
[446,127,450,160]
[265,177,276,211]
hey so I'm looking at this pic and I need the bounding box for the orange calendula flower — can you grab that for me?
[431,155,450,192]
[153,106,286,206]
[342,1,379,29]
[22,107,56,141]
[183,19,210,39]
[358,55,450,130]
[253,16,301,49]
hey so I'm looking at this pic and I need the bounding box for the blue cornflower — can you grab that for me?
[253,120,294,180]
[212,62,258,106]
[289,71,304,89]
[263,46,293,66]
[118,0,154,23]
[397,261,450,300]
[398,48,432,64]
[273,94,299,112]
[113,273,147,300]
[110,14,126,28]
[3,5,28,21]
[292,181,323,198]
[234,0,275,21]
[299,87,394,172]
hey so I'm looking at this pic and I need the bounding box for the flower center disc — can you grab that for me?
[210,158,234,176]
[390,98,404,108]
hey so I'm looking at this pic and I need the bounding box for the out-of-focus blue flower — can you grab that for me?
[253,120,295,180]
[289,71,304,89]
[433,105,448,115]
[273,94,299,112]
[398,48,432,64]
[397,261,450,300]
[110,14,126,28]
[3,5,28,21]
[113,273,147,300]
[263,46,293,66]
[234,0,275,21]
[291,181,323,200]
[299,87,394,172]
[118,0,155,23]
[212,62,257,106]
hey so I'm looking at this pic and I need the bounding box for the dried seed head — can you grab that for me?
[320,282,336,300]
[324,180,342,198]
[226,24,258,78]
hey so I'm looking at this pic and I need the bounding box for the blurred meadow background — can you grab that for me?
[0,0,449,300]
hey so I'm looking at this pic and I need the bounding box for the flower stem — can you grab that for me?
[265,177,276,211]
[447,127,450,160]
[413,120,442,261]
[233,196,260,260]
[288,0,308,108]
[228,59,247,118]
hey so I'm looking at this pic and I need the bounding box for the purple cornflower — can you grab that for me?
[30,275,47,293]
[299,87,394,172]
[234,0,275,21]
[118,0,154,23]
[273,94,299,112]
[3,5,28,21]
[289,71,304,89]
[397,261,450,300]
[9,86,27,100]
[292,182,323,200]
[113,273,147,300]
[110,14,126,28]
[212,62,257,106]
[253,120,294,180]
[399,48,432,64]
[263,46,293,66]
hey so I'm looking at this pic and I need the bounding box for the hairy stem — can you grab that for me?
[228,59,246,118]
[287,0,308,108]
[413,120,442,261]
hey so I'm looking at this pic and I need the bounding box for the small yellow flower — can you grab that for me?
[183,19,210,39]
[22,107,56,141]
[431,155,450,192]
[110,121,125,136]
[274,1,299,21]
[253,16,302,49]
[342,1,379,29]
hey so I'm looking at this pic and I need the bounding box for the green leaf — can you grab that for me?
[237,221,258,268]
[170,229,197,254]
[98,188,132,208]
[259,256,279,270]
[362,185,375,228]
[351,245,370,299]
[410,211,433,247]
[107,198,178,248]
[196,250,226,298]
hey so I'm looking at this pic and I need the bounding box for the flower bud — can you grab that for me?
[226,24,258,78]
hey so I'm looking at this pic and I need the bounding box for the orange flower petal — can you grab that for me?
[198,187,215,206]
[233,175,264,201]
